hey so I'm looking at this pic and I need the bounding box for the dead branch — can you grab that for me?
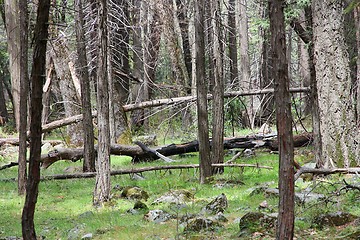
[295,167,360,180]
[0,163,271,181]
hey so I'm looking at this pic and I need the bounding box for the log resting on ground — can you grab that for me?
[38,132,313,168]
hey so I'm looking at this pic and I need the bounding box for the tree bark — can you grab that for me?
[18,0,28,195]
[313,0,357,168]
[211,0,225,174]
[195,0,212,184]
[93,0,111,206]
[21,0,50,238]
[269,1,295,239]
[4,0,21,130]
[75,0,95,172]
[228,0,238,86]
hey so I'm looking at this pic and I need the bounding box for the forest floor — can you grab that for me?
[0,138,360,239]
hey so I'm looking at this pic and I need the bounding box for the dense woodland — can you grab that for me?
[0,0,360,239]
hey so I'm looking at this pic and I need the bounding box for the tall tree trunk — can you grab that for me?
[18,0,29,195]
[313,0,357,168]
[21,0,50,238]
[356,5,360,122]
[259,1,274,126]
[228,0,238,86]
[75,0,95,172]
[269,1,295,239]
[211,0,224,174]
[195,0,211,184]
[108,0,131,144]
[238,0,252,128]
[4,0,21,130]
[175,0,192,88]
[93,0,111,206]
[0,75,8,122]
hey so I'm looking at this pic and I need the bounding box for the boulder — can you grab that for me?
[121,186,149,201]
[238,212,277,237]
[313,212,358,228]
[183,217,222,232]
[203,193,228,214]
[152,189,194,205]
[144,210,174,223]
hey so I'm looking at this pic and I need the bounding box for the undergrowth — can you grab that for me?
[0,146,359,239]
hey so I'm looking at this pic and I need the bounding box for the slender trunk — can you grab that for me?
[211,0,224,174]
[195,0,211,183]
[21,0,50,238]
[4,0,21,130]
[93,0,111,206]
[269,1,295,239]
[75,0,95,172]
[18,0,29,195]
[228,0,238,85]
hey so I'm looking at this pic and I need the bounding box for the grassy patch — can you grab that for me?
[0,148,359,239]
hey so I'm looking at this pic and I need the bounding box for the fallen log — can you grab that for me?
[0,163,272,182]
[39,87,309,134]
[0,138,63,147]
[295,167,360,180]
[0,133,313,170]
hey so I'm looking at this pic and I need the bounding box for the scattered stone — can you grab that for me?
[238,212,277,237]
[78,211,94,219]
[134,201,148,210]
[243,148,255,158]
[0,237,22,240]
[68,224,85,240]
[81,233,93,239]
[264,188,324,204]
[213,212,228,222]
[144,210,174,223]
[313,212,358,228]
[203,193,228,214]
[121,186,149,201]
[183,217,222,232]
[259,200,268,209]
[152,189,193,205]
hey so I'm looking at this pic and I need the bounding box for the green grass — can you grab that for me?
[0,148,359,239]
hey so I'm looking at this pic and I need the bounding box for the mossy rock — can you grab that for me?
[121,186,149,201]
[183,217,222,232]
[238,212,277,236]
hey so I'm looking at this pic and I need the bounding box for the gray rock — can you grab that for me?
[213,212,228,222]
[144,210,174,223]
[68,224,85,240]
[152,189,193,205]
[81,233,93,239]
[238,212,277,236]
[183,217,222,232]
[203,193,228,214]
[313,212,358,228]
[264,188,324,204]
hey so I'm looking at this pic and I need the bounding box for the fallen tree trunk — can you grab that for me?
[0,163,272,181]
[39,87,309,134]
[0,133,313,169]
[0,138,63,147]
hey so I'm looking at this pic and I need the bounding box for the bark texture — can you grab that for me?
[269,1,295,239]
[18,0,29,195]
[93,0,111,206]
[313,0,358,168]
[21,0,50,238]
[195,0,211,183]
[75,0,95,172]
